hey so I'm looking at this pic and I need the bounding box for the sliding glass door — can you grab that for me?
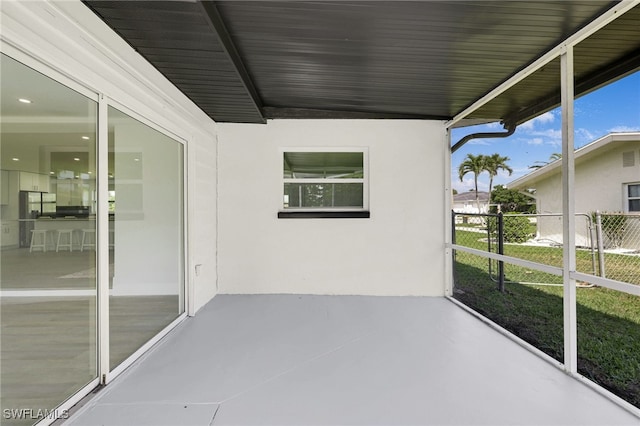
[0,53,186,425]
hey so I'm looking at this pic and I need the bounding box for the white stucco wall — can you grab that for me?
[217,120,447,296]
[1,0,219,311]
[531,141,640,248]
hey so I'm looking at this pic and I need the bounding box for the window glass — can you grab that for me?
[283,151,366,210]
[284,183,363,208]
[284,152,363,179]
[628,184,640,199]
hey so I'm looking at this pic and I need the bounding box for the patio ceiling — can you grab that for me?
[83,1,639,125]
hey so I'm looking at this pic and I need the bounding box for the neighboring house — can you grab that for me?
[508,132,640,248]
[453,191,490,214]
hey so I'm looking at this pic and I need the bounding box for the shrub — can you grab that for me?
[487,213,532,244]
[503,214,532,243]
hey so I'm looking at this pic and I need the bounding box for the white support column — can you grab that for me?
[97,95,111,383]
[444,128,453,297]
[561,47,577,373]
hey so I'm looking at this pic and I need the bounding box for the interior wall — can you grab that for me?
[110,122,183,295]
[1,0,219,311]
[217,120,447,296]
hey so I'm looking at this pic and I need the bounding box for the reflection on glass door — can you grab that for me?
[108,107,184,369]
[0,53,97,425]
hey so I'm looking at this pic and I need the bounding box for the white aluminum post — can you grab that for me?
[561,47,577,373]
[444,128,453,296]
[97,95,110,383]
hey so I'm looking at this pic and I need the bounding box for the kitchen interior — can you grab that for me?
[0,141,109,293]
[1,146,109,253]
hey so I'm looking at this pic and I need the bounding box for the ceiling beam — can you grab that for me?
[197,1,265,123]
[263,107,448,121]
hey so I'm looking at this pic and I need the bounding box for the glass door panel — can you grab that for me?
[0,53,97,425]
[107,107,184,369]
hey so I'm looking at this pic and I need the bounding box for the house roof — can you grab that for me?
[508,132,640,189]
[454,191,490,203]
[82,1,640,125]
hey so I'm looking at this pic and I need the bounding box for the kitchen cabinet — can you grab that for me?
[1,221,19,248]
[19,172,50,192]
[39,174,51,192]
[1,170,8,205]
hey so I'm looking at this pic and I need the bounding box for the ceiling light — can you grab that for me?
[18,98,32,104]
[134,158,140,162]
[12,158,19,161]
[50,171,55,175]
[82,136,90,140]
[87,171,92,174]
[74,158,80,161]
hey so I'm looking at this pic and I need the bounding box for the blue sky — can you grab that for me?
[451,70,640,193]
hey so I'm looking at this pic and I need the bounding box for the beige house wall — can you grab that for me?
[531,141,640,249]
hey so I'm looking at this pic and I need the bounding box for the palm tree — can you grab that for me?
[529,152,561,169]
[458,153,486,212]
[484,153,513,196]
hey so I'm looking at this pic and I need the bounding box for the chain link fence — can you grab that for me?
[453,211,640,287]
[592,212,640,284]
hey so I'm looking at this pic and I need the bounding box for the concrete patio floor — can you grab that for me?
[64,295,639,426]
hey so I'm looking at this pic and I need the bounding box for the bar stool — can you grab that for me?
[81,229,96,251]
[29,229,48,253]
[56,229,74,252]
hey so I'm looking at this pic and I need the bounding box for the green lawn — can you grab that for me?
[452,229,640,408]
[455,228,640,284]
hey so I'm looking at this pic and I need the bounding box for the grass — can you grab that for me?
[455,228,640,284]
[453,230,640,408]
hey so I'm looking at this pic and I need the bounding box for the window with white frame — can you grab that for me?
[282,149,367,211]
[626,183,640,212]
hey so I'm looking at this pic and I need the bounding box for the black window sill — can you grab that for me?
[278,211,370,219]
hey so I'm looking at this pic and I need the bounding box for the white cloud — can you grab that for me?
[536,111,555,124]
[608,125,640,133]
[497,169,513,178]
[467,139,491,146]
[532,128,562,139]
[520,111,555,130]
[523,128,562,147]
[452,176,488,193]
[576,128,594,141]
[520,121,534,131]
